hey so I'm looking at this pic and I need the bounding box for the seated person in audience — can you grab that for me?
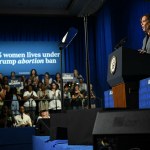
[10,71,17,80]
[0,105,15,128]
[78,77,87,95]
[23,84,38,122]
[53,72,61,89]
[4,85,21,114]
[37,84,49,112]
[37,81,43,91]
[71,84,84,109]
[14,106,32,127]
[73,69,83,83]
[11,87,22,116]
[3,85,12,107]
[36,109,50,122]
[44,78,51,90]
[18,75,26,95]
[84,84,96,109]
[35,109,51,135]
[48,82,61,112]
[24,78,32,90]
[32,76,40,93]
[29,69,39,83]
[42,72,52,85]
[19,75,26,83]
[63,84,71,110]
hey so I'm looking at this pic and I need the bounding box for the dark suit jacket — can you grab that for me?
[142,35,150,54]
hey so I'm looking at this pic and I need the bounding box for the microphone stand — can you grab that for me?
[84,16,91,109]
[114,37,127,50]
[59,46,64,111]
[59,28,78,111]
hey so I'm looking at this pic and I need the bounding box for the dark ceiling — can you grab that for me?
[0,0,105,17]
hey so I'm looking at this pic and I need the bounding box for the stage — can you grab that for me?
[32,136,93,150]
[1,109,150,150]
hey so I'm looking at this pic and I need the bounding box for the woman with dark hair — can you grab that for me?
[48,82,61,112]
[139,14,150,54]
[63,84,71,110]
[29,69,39,83]
[42,72,52,91]
[10,71,17,80]
[54,72,61,89]
[71,84,84,110]
[73,69,83,83]
[42,72,52,85]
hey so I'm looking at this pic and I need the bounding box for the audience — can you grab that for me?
[0,68,97,126]
[14,106,32,127]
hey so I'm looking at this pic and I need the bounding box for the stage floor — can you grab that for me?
[32,136,93,150]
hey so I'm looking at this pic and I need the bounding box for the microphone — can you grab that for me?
[114,37,127,50]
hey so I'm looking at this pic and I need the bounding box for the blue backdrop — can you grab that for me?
[0,0,150,106]
[0,41,63,75]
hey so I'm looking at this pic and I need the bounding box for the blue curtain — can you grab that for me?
[94,1,113,99]
[0,0,150,106]
[92,0,150,103]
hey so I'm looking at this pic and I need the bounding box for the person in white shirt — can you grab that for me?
[48,82,61,111]
[23,84,38,122]
[15,106,32,127]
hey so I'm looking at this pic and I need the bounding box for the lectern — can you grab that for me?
[107,47,150,108]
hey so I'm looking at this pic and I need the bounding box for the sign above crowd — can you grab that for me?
[0,41,64,76]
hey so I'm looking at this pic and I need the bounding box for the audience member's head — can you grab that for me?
[19,106,25,114]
